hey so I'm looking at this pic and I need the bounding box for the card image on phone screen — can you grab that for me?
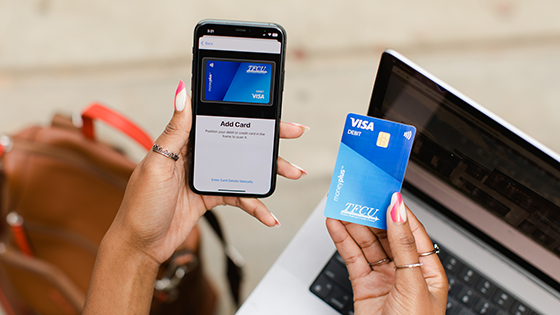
[203,58,275,105]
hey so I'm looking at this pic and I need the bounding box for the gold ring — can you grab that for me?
[395,262,423,270]
[419,244,440,257]
[152,144,180,161]
[369,257,391,267]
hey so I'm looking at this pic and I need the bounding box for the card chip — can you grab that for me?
[377,132,391,148]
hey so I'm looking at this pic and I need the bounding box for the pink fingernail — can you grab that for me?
[174,80,186,112]
[289,162,308,175]
[270,213,281,228]
[287,122,311,133]
[389,192,406,223]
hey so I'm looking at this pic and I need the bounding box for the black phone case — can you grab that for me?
[188,19,286,198]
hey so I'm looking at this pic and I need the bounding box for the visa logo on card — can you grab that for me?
[324,113,416,230]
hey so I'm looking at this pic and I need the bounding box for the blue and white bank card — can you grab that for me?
[325,113,416,230]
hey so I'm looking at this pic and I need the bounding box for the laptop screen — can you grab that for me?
[368,50,560,288]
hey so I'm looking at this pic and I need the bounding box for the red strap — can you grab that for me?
[0,286,17,315]
[81,103,153,151]
[7,213,33,257]
[11,225,33,257]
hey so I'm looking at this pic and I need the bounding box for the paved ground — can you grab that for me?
[2,1,560,314]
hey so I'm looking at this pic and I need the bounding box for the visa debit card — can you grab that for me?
[324,113,416,230]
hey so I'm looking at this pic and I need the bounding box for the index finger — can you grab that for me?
[203,195,280,228]
[279,121,309,139]
[326,218,372,281]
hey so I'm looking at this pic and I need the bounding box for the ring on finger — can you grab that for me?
[419,243,440,257]
[369,257,391,267]
[395,262,423,270]
[152,143,180,161]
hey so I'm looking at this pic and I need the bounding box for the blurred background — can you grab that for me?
[2,0,560,314]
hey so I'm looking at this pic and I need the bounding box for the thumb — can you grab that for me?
[387,192,425,286]
[152,80,192,159]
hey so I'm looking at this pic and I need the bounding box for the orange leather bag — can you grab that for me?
[0,104,217,315]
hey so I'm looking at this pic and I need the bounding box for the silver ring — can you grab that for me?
[419,244,440,257]
[369,257,391,267]
[152,144,180,161]
[395,262,423,270]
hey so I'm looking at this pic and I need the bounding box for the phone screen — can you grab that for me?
[190,21,285,197]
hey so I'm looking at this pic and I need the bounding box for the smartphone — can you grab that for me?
[189,20,286,197]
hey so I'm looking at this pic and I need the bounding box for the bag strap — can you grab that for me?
[81,103,153,151]
[203,211,244,307]
[0,244,85,314]
[6,213,33,257]
[0,285,17,315]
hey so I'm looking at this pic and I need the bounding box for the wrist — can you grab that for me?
[83,229,160,314]
[99,226,162,273]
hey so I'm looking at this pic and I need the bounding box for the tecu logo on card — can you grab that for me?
[246,65,268,74]
[340,202,380,222]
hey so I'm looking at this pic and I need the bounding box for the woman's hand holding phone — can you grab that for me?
[113,83,306,264]
[83,82,307,314]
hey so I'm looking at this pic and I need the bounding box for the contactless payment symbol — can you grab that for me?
[404,131,412,140]
[324,113,417,230]
[377,132,391,148]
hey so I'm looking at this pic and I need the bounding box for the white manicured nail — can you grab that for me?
[174,80,186,112]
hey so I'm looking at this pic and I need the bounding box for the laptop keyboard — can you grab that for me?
[310,251,355,315]
[310,242,541,315]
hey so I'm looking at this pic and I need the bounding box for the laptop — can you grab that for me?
[236,50,560,315]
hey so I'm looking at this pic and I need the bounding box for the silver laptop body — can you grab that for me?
[237,50,560,315]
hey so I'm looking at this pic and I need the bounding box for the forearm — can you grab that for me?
[83,230,160,314]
